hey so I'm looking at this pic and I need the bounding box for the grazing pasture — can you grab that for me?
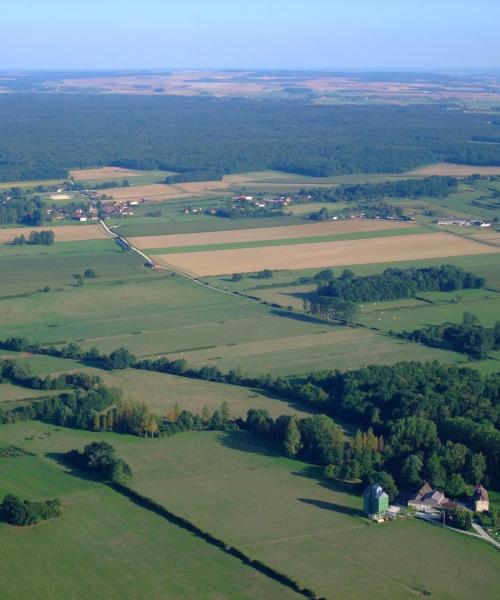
[156,232,498,276]
[0,436,295,600]
[2,423,498,600]
[75,367,314,418]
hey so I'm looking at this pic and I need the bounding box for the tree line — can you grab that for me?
[12,230,55,246]
[298,176,460,204]
[400,312,500,358]
[2,339,499,493]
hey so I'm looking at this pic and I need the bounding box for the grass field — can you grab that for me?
[358,291,500,333]
[1,422,498,600]
[0,243,490,377]
[0,435,297,600]
[75,367,314,418]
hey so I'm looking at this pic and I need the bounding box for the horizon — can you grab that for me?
[1,0,499,71]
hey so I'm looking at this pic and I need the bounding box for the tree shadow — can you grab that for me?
[270,309,335,327]
[246,387,317,415]
[45,451,97,483]
[298,497,364,518]
[216,430,284,458]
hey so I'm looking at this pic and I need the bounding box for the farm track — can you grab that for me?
[98,219,240,298]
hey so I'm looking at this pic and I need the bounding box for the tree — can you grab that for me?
[445,506,472,531]
[468,452,486,484]
[368,471,399,502]
[425,454,447,489]
[201,404,211,425]
[220,401,230,424]
[401,454,424,486]
[283,417,303,458]
[446,473,466,497]
[231,273,243,281]
[84,268,96,279]
[105,347,136,370]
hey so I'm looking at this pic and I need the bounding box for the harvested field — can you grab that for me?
[0,224,107,243]
[69,166,144,181]
[130,219,415,249]
[406,162,500,176]
[156,232,499,276]
[107,183,194,201]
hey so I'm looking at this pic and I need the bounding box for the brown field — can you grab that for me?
[69,166,145,181]
[155,232,499,276]
[406,163,500,176]
[130,219,415,249]
[0,224,107,243]
[106,179,231,202]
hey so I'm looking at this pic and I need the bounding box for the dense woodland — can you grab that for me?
[313,265,484,303]
[1,96,500,181]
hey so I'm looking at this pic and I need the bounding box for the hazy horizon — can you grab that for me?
[1,0,499,71]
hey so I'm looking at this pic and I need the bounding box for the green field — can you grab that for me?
[1,422,498,600]
[357,291,500,333]
[0,239,115,258]
[74,367,315,419]
[0,435,297,600]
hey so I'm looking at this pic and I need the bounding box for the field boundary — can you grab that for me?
[109,481,325,600]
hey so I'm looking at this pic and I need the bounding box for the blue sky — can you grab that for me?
[1,0,499,70]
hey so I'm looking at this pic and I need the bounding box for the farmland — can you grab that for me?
[1,422,499,600]
[155,231,497,276]
[2,83,500,600]
[0,224,107,243]
[130,219,417,249]
[0,435,296,600]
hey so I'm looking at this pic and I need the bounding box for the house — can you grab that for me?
[408,482,449,513]
[472,484,489,513]
[363,484,389,518]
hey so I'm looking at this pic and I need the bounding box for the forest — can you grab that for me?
[0,95,500,181]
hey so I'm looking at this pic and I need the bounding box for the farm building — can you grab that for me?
[408,483,449,513]
[472,485,489,513]
[363,484,389,518]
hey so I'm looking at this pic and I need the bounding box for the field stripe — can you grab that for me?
[146,226,433,255]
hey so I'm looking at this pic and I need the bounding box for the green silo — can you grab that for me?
[363,484,389,517]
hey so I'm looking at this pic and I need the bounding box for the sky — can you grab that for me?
[1,0,499,71]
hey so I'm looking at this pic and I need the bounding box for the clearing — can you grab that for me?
[406,162,500,176]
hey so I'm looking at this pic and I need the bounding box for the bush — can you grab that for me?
[1,493,62,526]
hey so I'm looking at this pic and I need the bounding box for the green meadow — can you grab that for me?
[1,422,498,600]
[0,437,296,600]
